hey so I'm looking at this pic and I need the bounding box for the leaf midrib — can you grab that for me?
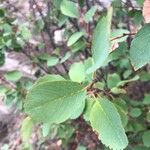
[97,100,126,148]
[26,82,85,112]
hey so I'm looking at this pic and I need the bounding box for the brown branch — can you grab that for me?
[111,33,136,41]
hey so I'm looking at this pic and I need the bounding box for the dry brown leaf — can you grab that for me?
[143,0,150,23]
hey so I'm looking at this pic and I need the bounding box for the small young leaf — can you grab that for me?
[69,62,86,83]
[42,123,51,137]
[89,99,128,150]
[67,32,84,47]
[84,6,97,23]
[4,70,22,82]
[47,56,59,67]
[60,52,71,63]
[60,0,79,18]
[21,117,33,143]
[71,40,86,52]
[84,57,93,82]
[38,53,50,60]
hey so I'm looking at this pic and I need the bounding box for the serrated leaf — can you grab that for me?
[67,32,84,47]
[89,99,128,150]
[25,81,86,124]
[21,117,33,143]
[130,24,150,70]
[87,7,113,73]
[60,0,79,18]
[69,62,86,83]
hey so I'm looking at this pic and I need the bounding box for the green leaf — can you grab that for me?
[67,32,84,47]
[136,0,144,6]
[21,117,33,143]
[130,24,150,70]
[146,112,150,122]
[142,130,150,147]
[87,7,113,73]
[60,0,79,18]
[4,70,22,82]
[107,73,121,89]
[130,108,142,118]
[83,98,95,122]
[77,145,86,150]
[60,52,71,63]
[111,29,129,44]
[47,56,59,67]
[25,81,86,124]
[117,75,139,87]
[70,100,85,119]
[58,14,68,27]
[34,74,65,86]
[36,19,44,31]
[69,62,86,83]
[113,99,128,127]
[111,87,126,94]
[123,70,132,79]
[0,9,5,18]
[71,39,86,52]
[84,6,97,23]
[89,99,128,150]
[38,53,50,60]
[84,58,93,82]
[53,0,62,9]
[143,94,150,105]
[42,123,51,137]
[21,26,32,40]
[128,10,143,25]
